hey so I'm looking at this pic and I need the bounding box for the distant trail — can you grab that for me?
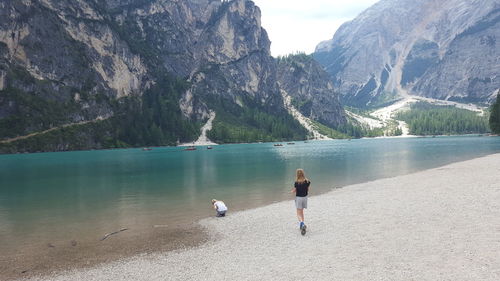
[0,116,109,144]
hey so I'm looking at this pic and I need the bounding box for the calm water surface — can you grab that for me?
[1,136,499,253]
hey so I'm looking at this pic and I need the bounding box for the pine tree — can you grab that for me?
[490,93,500,134]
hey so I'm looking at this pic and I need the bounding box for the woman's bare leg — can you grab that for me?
[296,208,304,223]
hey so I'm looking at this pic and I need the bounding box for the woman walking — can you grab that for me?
[291,168,310,235]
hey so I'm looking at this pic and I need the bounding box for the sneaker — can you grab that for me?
[299,222,304,229]
[301,224,307,236]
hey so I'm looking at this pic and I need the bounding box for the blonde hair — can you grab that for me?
[296,169,308,183]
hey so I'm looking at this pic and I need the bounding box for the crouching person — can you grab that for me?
[211,199,228,217]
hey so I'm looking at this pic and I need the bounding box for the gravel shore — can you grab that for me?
[26,154,500,281]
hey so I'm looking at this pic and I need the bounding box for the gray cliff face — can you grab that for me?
[179,0,285,120]
[277,54,346,128]
[314,0,500,107]
[0,0,146,123]
[0,0,302,147]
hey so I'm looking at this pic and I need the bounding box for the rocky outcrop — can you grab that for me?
[180,0,285,121]
[0,0,318,152]
[314,0,500,107]
[277,54,346,128]
[0,0,141,124]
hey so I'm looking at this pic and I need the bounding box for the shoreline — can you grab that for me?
[361,133,496,140]
[2,134,496,155]
[15,153,500,281]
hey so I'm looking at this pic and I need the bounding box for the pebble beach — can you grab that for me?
[22,153,500,281]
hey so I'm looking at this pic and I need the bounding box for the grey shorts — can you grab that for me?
[295,196,308,209]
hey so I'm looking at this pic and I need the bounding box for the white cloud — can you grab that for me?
[252,0,380,56]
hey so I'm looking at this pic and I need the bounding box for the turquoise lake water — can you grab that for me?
[1,136,499,253]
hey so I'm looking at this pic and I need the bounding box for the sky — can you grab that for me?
[252,0,380,57]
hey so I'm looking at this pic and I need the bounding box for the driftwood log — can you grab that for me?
[153,224,169,228]
[100,228,128,241]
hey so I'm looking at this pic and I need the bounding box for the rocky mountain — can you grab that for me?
[277,54,346,129]
[0,0,317,153]
[314,0,500,108]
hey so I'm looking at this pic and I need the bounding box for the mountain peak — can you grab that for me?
[314,0,500,107]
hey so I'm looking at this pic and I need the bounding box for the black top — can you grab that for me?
[294,180,310,197]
